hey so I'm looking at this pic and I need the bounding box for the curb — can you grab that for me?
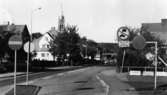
[96,75,110,95]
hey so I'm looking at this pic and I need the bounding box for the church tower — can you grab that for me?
[58,14,65,32]
[58,2,65,32]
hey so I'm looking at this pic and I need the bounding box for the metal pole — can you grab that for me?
[85,44,88,59]
[26,10,33,85]
[121,50,126,72]
[26,43,30,85]
[26,7,41,85]
[154,42,158,90]
[14,50,17,95]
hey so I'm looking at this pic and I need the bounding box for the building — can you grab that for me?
[0,24,30,64]
[58,14,65,32]
[32,27,58,61]
[32,14,66,61]
[141,19,167,43]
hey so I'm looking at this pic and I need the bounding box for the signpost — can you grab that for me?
[132,35,158,90]
[116,26,158,90]
[132,35,146,50]
[117,27,130,41]
[118,41,130,47]
[117,27,130,72]
[8,35,23,95]
[145,41,158,90]
[24,42,35,85]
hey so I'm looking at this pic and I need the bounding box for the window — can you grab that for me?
[41,53,45,57]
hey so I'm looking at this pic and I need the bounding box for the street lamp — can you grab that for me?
[26,7,41,85]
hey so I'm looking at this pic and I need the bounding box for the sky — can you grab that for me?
[0,0,167,42]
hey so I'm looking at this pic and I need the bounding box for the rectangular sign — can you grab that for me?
[9,41,22,45]
[118,41,130,47]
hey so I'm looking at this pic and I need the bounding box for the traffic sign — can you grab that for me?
[118,41,130,47]
[117,27,130,41]
[132,35,146,50]
[8,35,23,50]
[24,42,35,53]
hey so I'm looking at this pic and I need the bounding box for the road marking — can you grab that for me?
[42,75,54,80]
[96,75,109,95]
[19,80,35,85]
[57,73,64,76]
[66,68,89,74]
[1,86,13,95]
[0,72,46,82]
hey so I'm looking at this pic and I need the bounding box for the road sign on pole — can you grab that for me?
[8,35,23,95]
[24,42,35,53]
[132,35,146,50]
[118,41,130,47]
[117,27,130,48]
[117,27,130,41]
[8,35,23,50]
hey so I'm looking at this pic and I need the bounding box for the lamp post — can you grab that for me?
[26,7,41,85]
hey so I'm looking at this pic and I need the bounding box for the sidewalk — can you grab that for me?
[1,66,84,95]
[99,69,167,95]
[99,70,140,95]
[0,66,81,78]
[47,66,82,70]
[0,72,25,78]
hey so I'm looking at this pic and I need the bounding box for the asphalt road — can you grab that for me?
[33,66,111,95]
[0,66,83,87]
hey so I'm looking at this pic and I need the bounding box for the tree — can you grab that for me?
[49,25,81,65]
[117,26,165,69]
[0,26,15,63]
[80,37,99,60]
[86,40,98,59]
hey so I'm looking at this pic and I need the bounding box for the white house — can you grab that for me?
[32,27,58,61]
[32,14,65,61]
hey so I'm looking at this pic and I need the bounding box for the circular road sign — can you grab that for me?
[24,41,35,53]
[8,35,23,50]
[117,27,130,40]
[132,35,146,50]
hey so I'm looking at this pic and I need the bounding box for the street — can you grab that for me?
[0,67,81,87]
[2,66,167,95]
[34,66,110,95]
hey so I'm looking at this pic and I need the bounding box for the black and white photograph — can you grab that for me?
[0,0,167,95]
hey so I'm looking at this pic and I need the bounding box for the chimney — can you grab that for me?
[161,19,167,26]
[2,21,10,25]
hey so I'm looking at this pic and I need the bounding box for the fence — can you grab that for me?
[121,66,167,72]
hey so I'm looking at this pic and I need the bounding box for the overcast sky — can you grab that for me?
[0,0,167,42]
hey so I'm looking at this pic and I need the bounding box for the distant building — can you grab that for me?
[0,24,30,63]
[141,19,167,43]
[32,27,58,61]
[32,13,66,61]
[58,14,65,32]
[98,43,118,64]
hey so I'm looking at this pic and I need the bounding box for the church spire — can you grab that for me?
[58,1,65,32]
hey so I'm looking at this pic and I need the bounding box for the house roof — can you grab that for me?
[141,19,167,43]
[141,19,167,33]
[47,27,58,39]
[0,24,30,43]
[0,24,28,34]
[142,23,163,32]
[32,27,58,52]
